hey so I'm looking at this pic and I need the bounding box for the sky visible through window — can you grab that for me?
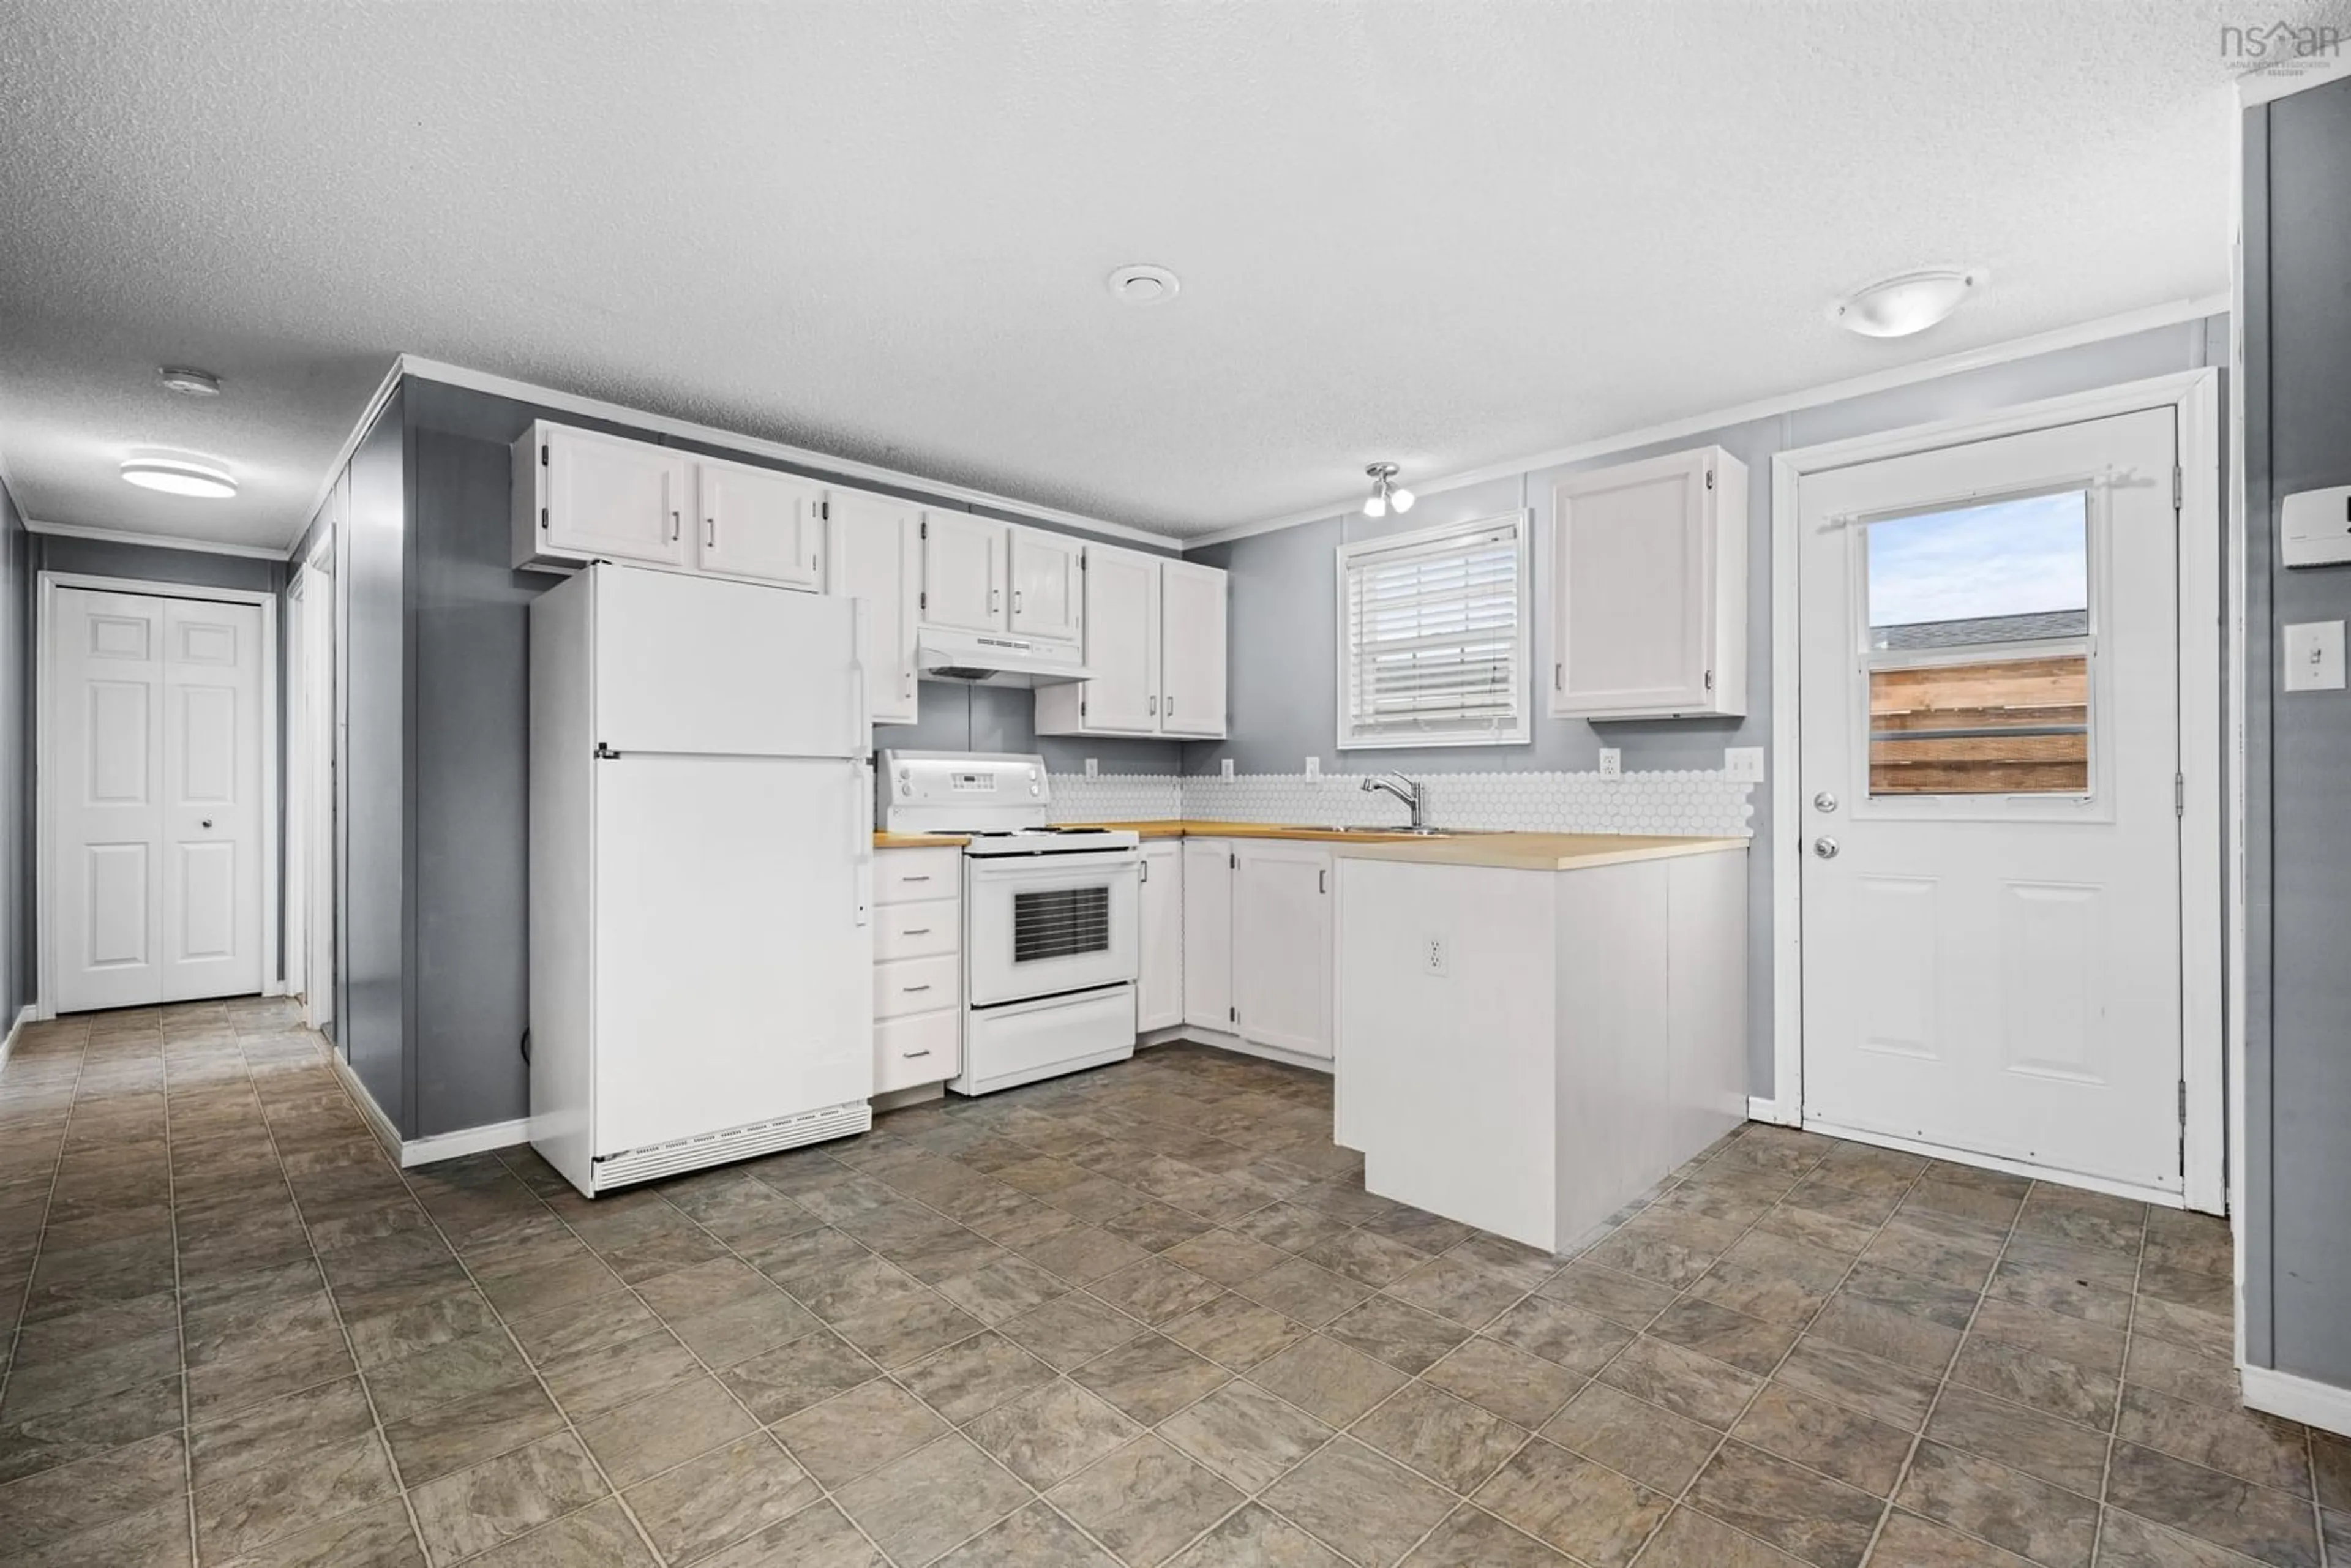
[1866,491,2088,629]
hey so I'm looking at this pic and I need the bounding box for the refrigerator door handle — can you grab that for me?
[853,760,874,928]
[846,600,869,752]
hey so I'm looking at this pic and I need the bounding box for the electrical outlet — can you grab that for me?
[1084,757,1099,779]
[1422,935,1447,976]
[1304,756,1321,779]
[1221,758,1235,781]
[1723,746,1764,783]
[1597,748,1622,779]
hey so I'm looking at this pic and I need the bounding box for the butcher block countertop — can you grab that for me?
[871,822,1747,871]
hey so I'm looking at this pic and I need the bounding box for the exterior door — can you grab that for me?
[1082,548,1160,732]
[697,460,825,591]
[50,587,264,1012]
[1233,842,1333,1058]
[544,424,689,566]
[921,514,1007,632]
[1159,560,1228,737]
[828,491,921,725]
[1008,527,1082,641]
[1798,407,2183,1192]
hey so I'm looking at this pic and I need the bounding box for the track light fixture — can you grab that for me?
[1363,463,1415,519]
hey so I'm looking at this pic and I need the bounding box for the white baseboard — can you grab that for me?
[0,1004,34,1074]
[400,1117,531,1169]
[1746,1095,1799,1127]
[332,1052,402,1160]
[2240,1364,2351,1439]
[1146,1026,1333,1076]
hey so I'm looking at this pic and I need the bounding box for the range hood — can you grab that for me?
[916,627,1092,687]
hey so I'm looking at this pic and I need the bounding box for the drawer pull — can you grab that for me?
[901,927,931,936]
[902,1048,932,1059]
[901,983,932,994]
[901,874,932,883]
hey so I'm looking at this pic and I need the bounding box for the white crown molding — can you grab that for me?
[2235,45,2351,107]
[361,355,1188,553]
[24,517,294,562]
[1186,292,2232,549]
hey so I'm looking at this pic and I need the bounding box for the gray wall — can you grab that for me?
[2243,81,2351,1387]
[342,391,409,1129]
[1,486,26,1025]
[1187,317,2227,1097]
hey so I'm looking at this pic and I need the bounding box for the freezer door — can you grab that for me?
[593,754,874,1158]
[594,565,863,757]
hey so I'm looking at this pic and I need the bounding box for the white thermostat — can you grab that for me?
[2282,484,2351,567]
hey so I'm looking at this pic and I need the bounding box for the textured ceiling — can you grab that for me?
[0,1,2325,549]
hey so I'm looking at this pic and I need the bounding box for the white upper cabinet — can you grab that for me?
[1549,445,1747,719]
[696,459,825,591]
[1008,527,1083,642]
[921,514,1008,634]
[827,489,922,727]
[1158,559,1228,738]
[514,422,691,569]
[1232,842,1333,1059]
[1035,546,1228,740]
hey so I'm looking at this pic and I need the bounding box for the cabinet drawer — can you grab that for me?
[876,1010,961,1093]
[877,849,961,905]
[874,953,960,1019]
[876,901,959,962]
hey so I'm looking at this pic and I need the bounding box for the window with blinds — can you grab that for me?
[1336,512,1531,749]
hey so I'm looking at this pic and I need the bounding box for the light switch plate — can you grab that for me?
[2284,621,2346,692]
[1304,756,1321,779]
[1084,757,1098,779]
[1597,748,1622,779]
[1220,758,1235,781]
[1723,746,1764,782]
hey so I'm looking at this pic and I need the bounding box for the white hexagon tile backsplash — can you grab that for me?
[1046,769,1755,837]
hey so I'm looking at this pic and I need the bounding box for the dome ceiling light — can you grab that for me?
[1831,268,1981,338]
[119,457,236,498]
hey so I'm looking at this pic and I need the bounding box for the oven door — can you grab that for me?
[965,849,1141,1007]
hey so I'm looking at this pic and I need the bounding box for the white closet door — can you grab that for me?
[50,588,263,1013]
[160,599,264,1002]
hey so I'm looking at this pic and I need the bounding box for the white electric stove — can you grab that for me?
[879,752,1142,1095]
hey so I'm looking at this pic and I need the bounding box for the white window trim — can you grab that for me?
[1333,511,1532,752]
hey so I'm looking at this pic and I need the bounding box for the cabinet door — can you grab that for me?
[696,460,824,591]
[1550,448,1714,716]
[1159,560,1228,738]
[1181,840,1233,1030]
[1082,547,1161,732]
[1138,842,1184,1031]
[1233,843,1332,1058]
[543,426,690,566]
[921,513,1008,632]
[828,490,922,726]
[1008,527,1082,642]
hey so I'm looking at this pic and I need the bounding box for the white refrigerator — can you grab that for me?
[529,563,875,1196]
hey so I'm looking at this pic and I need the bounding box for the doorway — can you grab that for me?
[39,574,279,1015]
[1777,373,2223,1208]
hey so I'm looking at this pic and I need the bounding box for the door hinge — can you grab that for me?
[594,741,621,760]
[1229,1005,1237,1024]
[2175,773,2185,816]
[1229,852,1237,869]
[2178,1079,2188,1125]
[2172,466,2183,511]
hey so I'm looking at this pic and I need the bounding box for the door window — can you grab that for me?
[1861,492,2091,797]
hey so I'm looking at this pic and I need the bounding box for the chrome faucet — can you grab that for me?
[1360,771,1427,830]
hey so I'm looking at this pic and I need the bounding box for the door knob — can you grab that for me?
[1812,791,1838,813]
[1812,836,1839,860]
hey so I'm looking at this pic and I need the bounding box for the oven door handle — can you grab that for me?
[966,852,1141,884]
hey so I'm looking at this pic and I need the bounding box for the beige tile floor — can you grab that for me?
[0,1004,2341,1567]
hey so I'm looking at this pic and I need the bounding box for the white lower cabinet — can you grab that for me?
[1138,841,1184,1030]
[1180,839,1233,1030]
[873,847,962,1093]
[1232,842,1334,1059]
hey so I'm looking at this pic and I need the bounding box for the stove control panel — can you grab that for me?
[880,750,1053,831]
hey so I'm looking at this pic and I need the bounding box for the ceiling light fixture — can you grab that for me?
[1830,268,1980,338]
[157,366,222,396]
[119,457,236,498]
[1363,462,1414,519]
[1107,264,1180,304]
